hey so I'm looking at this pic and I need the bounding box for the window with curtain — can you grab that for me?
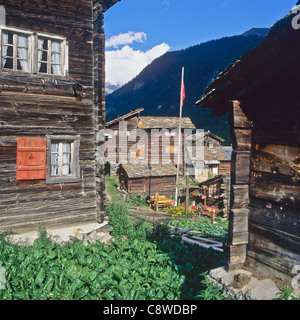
[1,31,29,71]
[50,141,72,177]
[38,37,62,75]
[46,136,80,184]
[0,26,67,76]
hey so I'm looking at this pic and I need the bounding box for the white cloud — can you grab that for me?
[106,31,147,48]
[106,42,170,86]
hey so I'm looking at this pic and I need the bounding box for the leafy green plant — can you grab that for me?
[129,194,148,208]
[274,286,300,300]
[0,231,185,300]
[106,200,132,240]
[0,201,228,301]
[168,218,228,238]
[147,222,172,243]
[197,274,231,300]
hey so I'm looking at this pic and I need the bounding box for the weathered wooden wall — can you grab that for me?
[246,111,300,283]
[107,117,187,173]
[120,174,176,197]
[227,99,300,283]
[218,161,231,176]
[0,0,109,232]
[226,100,252,270]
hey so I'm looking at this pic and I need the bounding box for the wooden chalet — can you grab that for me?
[105,109,196,174]
[204,146,232,178]
[187,131,232,181]
[0,0,119,232]
[188,130,225,148]
[105,108,144,174]
[197,5,300,284]
[117,163,178,197]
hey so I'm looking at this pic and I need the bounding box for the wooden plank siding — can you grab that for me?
[107,126,188,172]
[244,114,300,281]
[122,175,176,197]
[0,0,116,232]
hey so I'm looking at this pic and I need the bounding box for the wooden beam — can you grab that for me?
[225,244,247,271]
[231,128,252,151]
[230,184,250,209]
[231,150,251,185]
[185,173,189,215]
[230,100,253,129]
[228,209,249,234]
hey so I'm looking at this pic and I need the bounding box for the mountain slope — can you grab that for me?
[106,30,268,144]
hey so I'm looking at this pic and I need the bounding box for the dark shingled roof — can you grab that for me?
[120,163,179,179]
[103,0,120,12]
[106,108,144,127]
[187,131,225,143]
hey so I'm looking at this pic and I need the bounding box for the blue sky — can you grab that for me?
[104,0,296,86]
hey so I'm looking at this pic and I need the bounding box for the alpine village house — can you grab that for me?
[197,5,300,285]
[105,108,196,196]
[0,0,119,232]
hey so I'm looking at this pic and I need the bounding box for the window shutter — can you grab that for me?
[17,138,47,180]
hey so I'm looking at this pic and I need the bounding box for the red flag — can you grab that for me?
[180,72,185,106]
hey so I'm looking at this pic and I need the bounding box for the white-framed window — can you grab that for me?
[0,26,68,76]
[1,30,31,72]
[37,37,63,75]
[46,135,80,184]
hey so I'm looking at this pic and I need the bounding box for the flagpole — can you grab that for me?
[175,67,184,206]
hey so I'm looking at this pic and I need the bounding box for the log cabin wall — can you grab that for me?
[245,102,300,283]
[228,99,300,283]
[122,175,177,197]
[218,161,231,176]
[147,130,186,173]
[0,0,115,232]
[107,117,188,173]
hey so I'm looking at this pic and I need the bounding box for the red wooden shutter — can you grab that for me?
[16,138,47,180]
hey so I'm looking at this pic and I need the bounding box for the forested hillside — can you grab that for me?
[106,29,269,144]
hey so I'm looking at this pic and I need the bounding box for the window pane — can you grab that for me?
[17,35,28,48]
[62,164,70,175]
[62,142,71,153]
[51,165,59,176]
[51,41,61,53]
[39,51,48,62]
[2,57,13,69]
[51,52,61,64]
[38,62,47,73]
[17,59,29,71]
[38,38,47,50]
[17,47,28,59]
[63,153,71,164]
[6,45,13,57]
[2,32,8,44]
[51,64,61,75]
[51,142,59,153]
[3,32,13,45]
[51,153,59,165]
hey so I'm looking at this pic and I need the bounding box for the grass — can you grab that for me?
[106,174,119,198]
[106,174,149,209]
